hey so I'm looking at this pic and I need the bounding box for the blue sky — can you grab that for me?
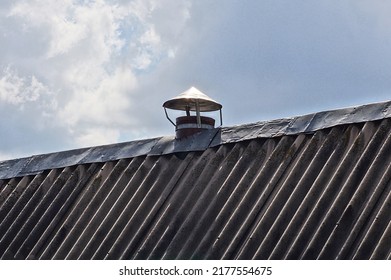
[1,0,391,160]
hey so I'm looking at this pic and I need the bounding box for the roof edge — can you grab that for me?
[214,99,391,145]
[1,100,390,179]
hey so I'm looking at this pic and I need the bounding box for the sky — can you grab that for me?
[1,0,391,160]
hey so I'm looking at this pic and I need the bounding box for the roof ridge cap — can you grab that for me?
[1,99,390,179]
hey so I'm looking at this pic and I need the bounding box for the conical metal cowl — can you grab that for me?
[163,87,222,112]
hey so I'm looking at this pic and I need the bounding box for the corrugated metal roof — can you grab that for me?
[0,100,391,260]
[1,100,390,180]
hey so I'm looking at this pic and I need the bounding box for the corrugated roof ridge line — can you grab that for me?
[224,136,304,260]
[0,178,22,210]
[14,165,84,259]
[2,100,391,181]
[325,119,391,259]
[1,102,391,260]
[77,157,145,259]
[22,163,100,260]
[198,139,280,259]
[280,125,354,259]
[117,154,197,260]
[161,145,233,260]
[352,173,391,259]
[251,130,331,259]
[131,153,201,259]
[38,163,105,259]
[265,126,346,260]
[148,148,216,259]
[79,157,147,259]
[190,140,275,259]
[276,126,348,259]
[105,154,191,259]
[65,160,131,259]
[367,182,391,260]
[318,119,391,259]
[0,169,61,259]
[371,218,391,259]
[28,163,100,259]
[174,142,253,259]
[74,159,138,259]
[0,179,6,201]
[352,175,391,259]
[369,181,391,259]
[264,128,347,259]
[132,149,218,259]
[121,156,189,259]
[50,161,116,259]
[284,124,364,259]
[161,146,229,259]
[301,121,380,259]
[206,135,306,260]
[102,155,176,259]
[0,175,42,253]
[0,174,47,257]
[133,153,196,260]
[0,176,34,223]
[179,141,266,259]
[89,156,156,259]
[169,144,245,259]
[1,166,75,259]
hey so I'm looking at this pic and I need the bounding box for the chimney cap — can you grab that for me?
[163,87,222,112]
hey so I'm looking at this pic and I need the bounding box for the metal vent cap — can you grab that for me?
[163,87,222,112]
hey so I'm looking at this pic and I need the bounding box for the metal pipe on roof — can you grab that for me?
[163,87,223,139]
[196,99,201,128]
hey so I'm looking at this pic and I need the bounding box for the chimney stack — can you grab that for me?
[163,87,223,139]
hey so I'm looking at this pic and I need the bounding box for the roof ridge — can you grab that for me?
[1,99,390,179]
[215,99,391,145]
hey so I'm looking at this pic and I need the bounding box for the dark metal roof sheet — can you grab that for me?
[214,99,391,144]
[1,100,391,180]
[0,100,391,260]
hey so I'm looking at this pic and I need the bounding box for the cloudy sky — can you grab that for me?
[1,0,391,160]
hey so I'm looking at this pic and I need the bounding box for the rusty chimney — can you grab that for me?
[163,87,223,139]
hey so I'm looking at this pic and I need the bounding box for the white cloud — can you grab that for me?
[60,66,137,136]
[73,127,121,148]
[131,26,161,70]
[9,0,125,60]
[0,67,56,110]
[5,0,390,163]
[0,0,192,159]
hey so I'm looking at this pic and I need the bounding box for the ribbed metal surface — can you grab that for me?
[2,100,391,180]
[1,117,390,260]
